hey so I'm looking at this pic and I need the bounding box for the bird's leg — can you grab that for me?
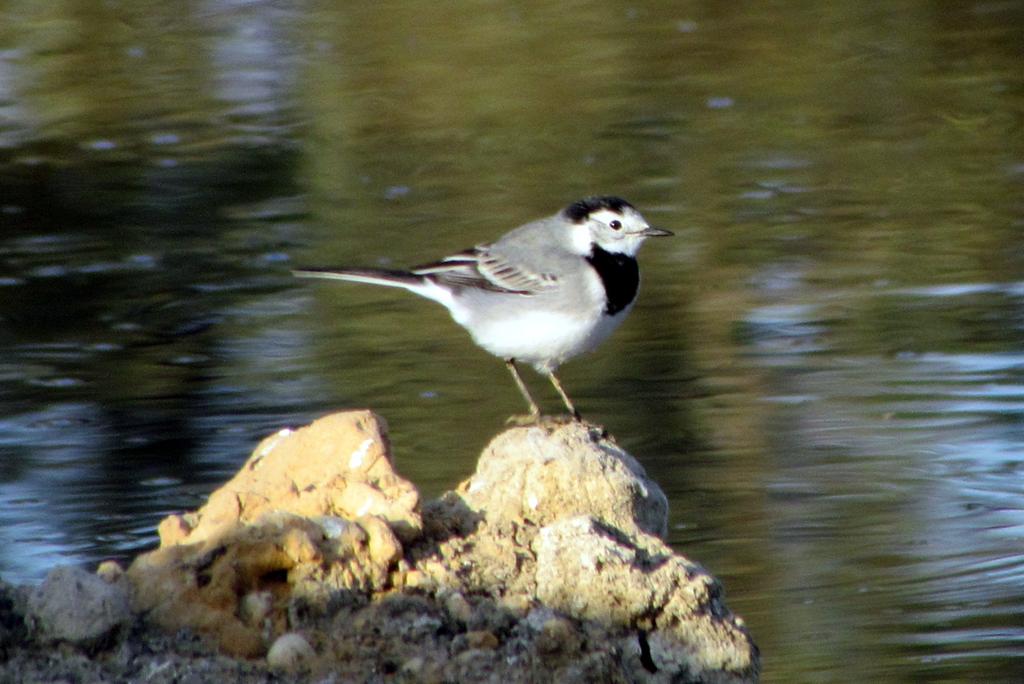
[505,359,542,424]
[545,370,582,422]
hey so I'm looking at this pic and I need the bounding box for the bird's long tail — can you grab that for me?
[293,267,424,289]
[293,267,455,307]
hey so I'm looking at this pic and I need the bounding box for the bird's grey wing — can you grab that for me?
[474,246,562,293]
[411,246,558,295]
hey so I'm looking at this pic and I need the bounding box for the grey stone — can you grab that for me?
[27,566,132,649]
[456,421,669,538]
[534,516,757,683]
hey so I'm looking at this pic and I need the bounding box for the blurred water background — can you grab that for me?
[1,1,1023,681]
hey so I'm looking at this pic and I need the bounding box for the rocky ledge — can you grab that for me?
[0,411,759,683]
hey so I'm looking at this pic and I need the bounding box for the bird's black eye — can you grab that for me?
[610,220,622,230]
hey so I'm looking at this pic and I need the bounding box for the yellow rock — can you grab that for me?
[126,411,421,656]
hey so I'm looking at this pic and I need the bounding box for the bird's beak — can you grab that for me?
[638,226,674,237]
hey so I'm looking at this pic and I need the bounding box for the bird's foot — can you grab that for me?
[504,413,581,429]
[505,411,542,427]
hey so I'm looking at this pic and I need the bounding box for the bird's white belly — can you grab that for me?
[451,304,630,372]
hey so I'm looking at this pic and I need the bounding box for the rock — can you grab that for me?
[27,566,132,650]
[157,514,193,546]
[455,421,669,537]
[95,560,125,584]
[534,516,757,682]
[412,422,671,599]
[405,421,758,682]
[444,591,473,624]
[534,613,581,654]
[239,590,274,628]
[400,655,426,677]
[160,411,421,545]
[460,629,499,650]
[127,410,420,656]
[128,507,407,657]
[266,632,315,671]
[36,410,756,683]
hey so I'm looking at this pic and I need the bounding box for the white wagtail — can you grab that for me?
[294,196,672,422]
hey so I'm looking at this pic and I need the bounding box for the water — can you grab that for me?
[2,1,1023,681]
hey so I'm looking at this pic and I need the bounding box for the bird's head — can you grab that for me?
[562,196,672,256]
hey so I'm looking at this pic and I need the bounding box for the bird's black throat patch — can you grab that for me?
[586,245,639,316]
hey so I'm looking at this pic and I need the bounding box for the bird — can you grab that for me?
[293,195,672,423]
